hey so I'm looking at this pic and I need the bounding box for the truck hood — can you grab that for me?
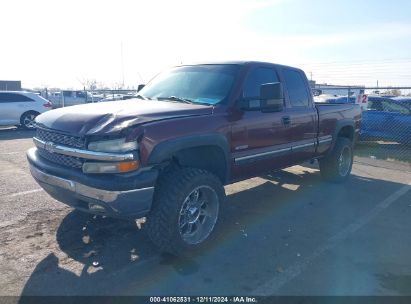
[35,99,213,136]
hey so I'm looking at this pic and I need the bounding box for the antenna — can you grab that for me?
[136,71,144,83]
[121,42,125,88]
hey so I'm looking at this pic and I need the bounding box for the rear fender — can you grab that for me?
[328,119,355,153]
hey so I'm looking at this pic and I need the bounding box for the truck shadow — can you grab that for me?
[19,169,409,296]
[0,127,35,140]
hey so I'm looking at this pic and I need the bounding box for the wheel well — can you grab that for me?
[337,125,354,141]
[20,110,39,119]
[168,146,227,183]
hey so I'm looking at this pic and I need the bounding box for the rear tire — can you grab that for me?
[146,167,225,256]
[20,111,39,130]
[319,137,353,183]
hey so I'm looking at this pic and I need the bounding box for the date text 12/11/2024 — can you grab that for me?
[149,296,258,303]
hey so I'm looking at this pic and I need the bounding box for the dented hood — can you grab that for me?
[35,99,213,136]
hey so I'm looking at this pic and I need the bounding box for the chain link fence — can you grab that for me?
[39,89,139,108]
[314,86,411,165]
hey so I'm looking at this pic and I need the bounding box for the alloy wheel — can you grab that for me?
[178,186,219,245]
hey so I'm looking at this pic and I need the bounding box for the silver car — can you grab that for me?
[0,91,52,129]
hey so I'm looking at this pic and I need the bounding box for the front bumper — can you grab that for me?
[27,147,158,219]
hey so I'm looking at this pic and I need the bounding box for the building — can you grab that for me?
[0,80,22,91]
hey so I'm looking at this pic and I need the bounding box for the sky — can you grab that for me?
[1,0,411,89]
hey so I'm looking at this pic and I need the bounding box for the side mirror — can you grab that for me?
[260,82,284,112]
[137,84,145,92]
[240,82,284,112]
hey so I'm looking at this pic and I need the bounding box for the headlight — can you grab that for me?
[88,138,138,153]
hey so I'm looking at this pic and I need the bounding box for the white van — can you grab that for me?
[0,91,52,129]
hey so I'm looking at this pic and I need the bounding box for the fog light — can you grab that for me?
[88,203,106,213]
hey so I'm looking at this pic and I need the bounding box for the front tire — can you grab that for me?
[20,111,39,130]
[146,167,225,256]
[319,137,353,183]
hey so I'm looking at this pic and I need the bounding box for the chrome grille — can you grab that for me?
[38,148,83,168]
[36,128,85,169]
[36,128,85,149]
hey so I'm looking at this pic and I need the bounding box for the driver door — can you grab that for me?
[231,66,292,181]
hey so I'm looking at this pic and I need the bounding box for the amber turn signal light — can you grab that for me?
[117,160,140,173]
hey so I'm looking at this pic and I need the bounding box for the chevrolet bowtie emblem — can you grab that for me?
[44,141,56,153]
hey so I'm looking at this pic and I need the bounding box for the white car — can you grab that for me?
[0,91,52,129]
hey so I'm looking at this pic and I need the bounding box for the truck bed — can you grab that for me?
[315,102,362,149]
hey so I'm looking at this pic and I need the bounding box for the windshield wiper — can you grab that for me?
[135,94,150,100]
[158,96,194,104]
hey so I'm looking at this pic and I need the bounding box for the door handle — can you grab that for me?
[282,115,291,126]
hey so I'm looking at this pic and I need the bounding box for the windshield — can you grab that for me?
[138,64,240,105]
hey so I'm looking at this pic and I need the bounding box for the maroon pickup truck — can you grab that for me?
[27,61,361,254]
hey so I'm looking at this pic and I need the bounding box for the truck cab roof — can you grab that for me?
[178,60,302,71]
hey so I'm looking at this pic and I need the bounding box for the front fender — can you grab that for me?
[147,133,231,179]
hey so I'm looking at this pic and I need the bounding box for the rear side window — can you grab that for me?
[243,67,279,98]
[368,100,410,114]
[381,100,409,114]
[283,69,310,107]
[0,93,34,103]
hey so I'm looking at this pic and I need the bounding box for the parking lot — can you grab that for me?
[0,127,411,296]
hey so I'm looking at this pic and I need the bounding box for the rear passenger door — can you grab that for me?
[281,68,318,161]
[375,100,411,142]
[0,93,13,124]
[361,99,409,141]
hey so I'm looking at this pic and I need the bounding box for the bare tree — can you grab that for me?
[77,78,107,91]
[385,89,402,96]
[112,82,125,90]
[85,79,98,91]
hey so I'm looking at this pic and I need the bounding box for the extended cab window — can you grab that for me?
[0,93,33,103]
[283,69,310,107]
[243,67,279,98]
